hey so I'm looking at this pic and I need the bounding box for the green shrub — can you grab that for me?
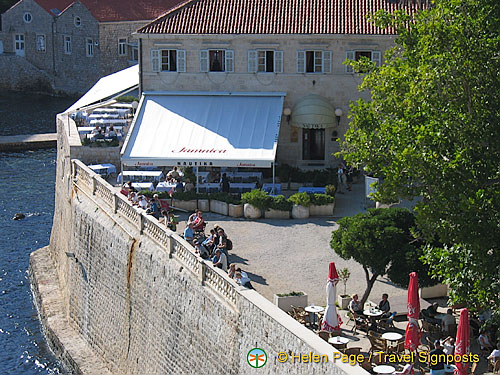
[241,189,272,210]
[183,166,196,185]
[288,192,311,207]
[116,95,139,103]
[209,192,241,205]
[269,195,292,211]
[310,193,335,206]
[276,291,304,297]
[276,164,292,182]
[325,184,336,196]
[172,190,199,201]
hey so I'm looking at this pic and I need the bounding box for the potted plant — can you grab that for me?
[172,190,198,211]
[273,291,308,313]
[337,268,351,309]
[288,192,311,219]
[309,193,335,216]
[197,192,210,212]
[228,196,243,218]
[241,189,272,219]
[209,192,230,216]
[265,195,292,219]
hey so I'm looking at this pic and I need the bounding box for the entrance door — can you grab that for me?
[14,34,25,57]
[302,128,325,160]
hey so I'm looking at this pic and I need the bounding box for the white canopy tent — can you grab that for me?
[121,92,285,169]
[65,65,139,113]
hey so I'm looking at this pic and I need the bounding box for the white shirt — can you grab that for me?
[441,314,455,328]
[218,253,228,271]
[237,272,251,285]
[489,349,500,359]
[442,343,454,355]
[138,198,148,209]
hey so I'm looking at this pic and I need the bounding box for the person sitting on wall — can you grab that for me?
[212,249,228,271]
[183,223,194,244]
[234,271,254,289]
[146,194,160,219]
[215,228,228,256]
[228,263,237,279]
[137,195,148,209]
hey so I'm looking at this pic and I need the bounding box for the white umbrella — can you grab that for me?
[321,262,343,332]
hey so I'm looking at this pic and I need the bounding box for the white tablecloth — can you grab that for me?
[88,163,116,175]
[118,171,163,183]
[156,182,177,192]
[132,182,154,191]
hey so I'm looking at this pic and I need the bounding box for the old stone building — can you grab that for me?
[132,0,425,169]
[0,0,184,94]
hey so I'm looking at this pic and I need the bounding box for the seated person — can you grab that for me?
[174,179,184,193]
[212,249,228,271]
[228,263,236,279]
[488,344,500,371]
[441,336,455,355]
[234,271,253,289]
[441,309,456,334]
[429,340,446,375]
[107,125,117,139]
[90,125,100,135]
[348,294,364,316]
[128,191,136,203]
[94,129,105,140]
[215,228,228,256]
[183,223,194,243]
[479,330,494,352]
[137,195,148,209]
[195,229,215,257]
[422,303,441,325]
[146,194,160,219]
[167,167,180,180]
[378,293,391,317]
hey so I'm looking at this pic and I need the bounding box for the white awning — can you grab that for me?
[65,65,139,113]
[121,91,286,168]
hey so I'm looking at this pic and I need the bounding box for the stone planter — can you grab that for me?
[172,199,197,212]
[337,295,352,310]
[197,199,209,212]
[210,199,228,216]
[273,292,308,313]
[228,203,243,218]
[291,204,309,219]
[309,203,335,216]
[244,203,261,219]
[264,208,290,219]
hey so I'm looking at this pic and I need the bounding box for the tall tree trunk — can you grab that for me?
[360,266,379,306]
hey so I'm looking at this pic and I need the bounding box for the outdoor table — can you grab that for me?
[88,163,116,176]
[373,365,396,374]
[90,119,128,125]
[382,332,403,341]
[262,183,282,195]
[88,113,120,120]
[132,182,154,191]
[298,187,326,194]
[77,126,96,135]
[117,171,163,184]
[363,309,384,317]
[328,336,350,350]
[228,171,263,182]
[156,182,177,192]
[305,305,324,328]
[229,182,257,193]
[197,183,221,193]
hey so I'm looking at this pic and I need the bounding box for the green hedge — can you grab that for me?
[241,189,272,210]
[269,195,293,211]
[276,164,338,186]
[208,192,241,205]
[288,192,312,207]
[310,193,335,205]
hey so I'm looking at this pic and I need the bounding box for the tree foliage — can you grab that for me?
[330,208,434,304]
[340,0,500,312]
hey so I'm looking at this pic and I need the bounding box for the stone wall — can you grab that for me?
[0,54,53,92]
[42,114,368,375]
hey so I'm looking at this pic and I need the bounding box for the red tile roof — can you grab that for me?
[34,0,186,22]
[138,0,427,35]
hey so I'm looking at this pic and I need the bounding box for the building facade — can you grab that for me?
[0,0,183,94]
[136,0,425,169]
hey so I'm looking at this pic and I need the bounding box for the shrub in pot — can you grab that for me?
[172,190,198,211]
[273,291,308,313]
[337,268,352,309]
[288,192,311,219]
[241,189,272,219]
[265,195,292,219]
[309,193,335,216]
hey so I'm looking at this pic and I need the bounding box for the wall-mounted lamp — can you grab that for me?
[283,107,292,124]
[335,108,343,127]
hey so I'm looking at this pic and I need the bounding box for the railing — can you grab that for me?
[71,159,238,307]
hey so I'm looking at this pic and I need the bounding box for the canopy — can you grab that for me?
[405,272,422,352]
[290,94,335,129]
[321,262,342,332]
[121,92,286,168]
[65,65,139,113]
[454,309,470,375]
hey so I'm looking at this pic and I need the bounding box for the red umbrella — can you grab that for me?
[405,272,422,351]
[454,309,470,375]
[321,262,342,332]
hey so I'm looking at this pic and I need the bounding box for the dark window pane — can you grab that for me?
[209,50,224,71]
[302,129,325,160]
[266,50,274,72]
[170,50,177,71]
[306,51,315,72]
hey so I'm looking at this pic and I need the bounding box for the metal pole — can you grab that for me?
[196,167,199,193]
[272,162,275,194]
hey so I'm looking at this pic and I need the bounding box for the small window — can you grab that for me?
[23,12,32,23]
[306,51,323,73]
[209,50,224,72]
[118,38,127,56]
[131,46,138,62]
[161,50,177,71]
[86,38,93,57]
[297,50,331,74]
[151,49,185,72]
[200,49,233,72]
[74,17,81,27]
[36,34,46,52]
[64,35,71,55]
[248,50,283,73]
[346,50,381,73]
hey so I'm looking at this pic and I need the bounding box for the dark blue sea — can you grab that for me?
[0,92,75,375]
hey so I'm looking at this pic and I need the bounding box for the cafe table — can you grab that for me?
[305,305,324,328]
[373,365,396,374]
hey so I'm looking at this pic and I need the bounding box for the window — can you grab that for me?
[86,38,93,57]
[23,12,32,23]
[302,129,325,160]
[74,17,81,27]
[345,50,381,73]
[64,35,71,54]
[248,50,283,73]
[151,49,185,72]
[131,46,138,62]
[14,34,25,56]
[200,49,234,72]
[118,38,127,56]
[36,34,46,52]
[297,50,332,73]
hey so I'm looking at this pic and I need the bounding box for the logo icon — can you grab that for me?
[247,348,267,368]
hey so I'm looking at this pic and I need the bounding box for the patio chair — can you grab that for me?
[318,330,330,342]
[345,347,362,356]
[291,306,310,326]
[378,312,397,330]
[368,331,387,354]
[346,311,369,334]
[422,320,441,339]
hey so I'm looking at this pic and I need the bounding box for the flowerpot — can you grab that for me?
[210,199,228,215]
[309,203,335,216]
[172,199,197,211]
[291,204,309,219]
[198,199,209,212]
[273,292,308,313]
[228,204,243,218]
[244,203,261,219]
[264,208,290,219]
[337,295,352,310]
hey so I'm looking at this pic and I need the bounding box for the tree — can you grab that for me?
[330,208,434,305]
[340,0,500,312]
